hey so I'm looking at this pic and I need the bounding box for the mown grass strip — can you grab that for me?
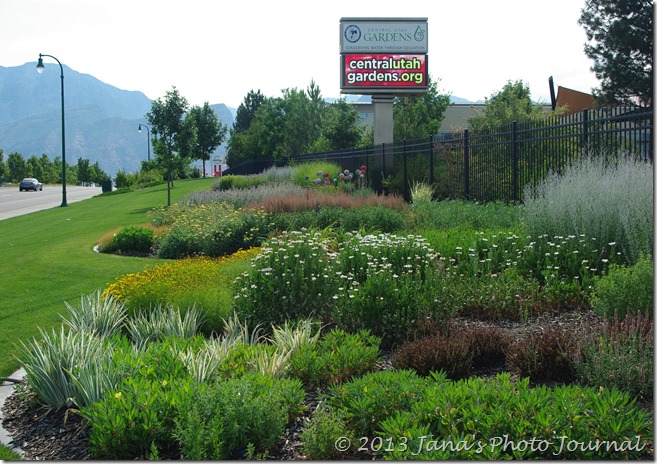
[0,178,216,377]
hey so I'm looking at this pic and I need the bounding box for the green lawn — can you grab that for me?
[0,178,217,377]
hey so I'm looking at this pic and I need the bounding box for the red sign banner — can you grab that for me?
[342,54,428,91]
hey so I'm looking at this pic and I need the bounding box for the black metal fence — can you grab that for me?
[225,104,653,203]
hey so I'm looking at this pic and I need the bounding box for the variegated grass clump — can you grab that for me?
[125,304,204,350]
[61,290,127,337]
[252,319,323,378]
[17,326,117,408]
[179,315,321,382]
[410,181,435,207]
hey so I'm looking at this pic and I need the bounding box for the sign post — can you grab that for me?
[340,17,428,190]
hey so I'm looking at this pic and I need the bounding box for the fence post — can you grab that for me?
[381,143,386,195]
[650,108,654,162]
[403,139,409,202]
[582,108,589,153]
[512,121,518,202]
[429,135,434,186]
[464,129,470,199]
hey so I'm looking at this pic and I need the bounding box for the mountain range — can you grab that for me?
[0,63,235,177]
[0,62,474,177]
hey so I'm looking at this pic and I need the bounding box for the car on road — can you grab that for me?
[19,178,43,191]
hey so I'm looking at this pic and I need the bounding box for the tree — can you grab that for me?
[184,103,228,177]
[7,152,27,182]
[226,90,268,166]
[468,80,550,132]
[146,86,190,205]
[233,90,267,134]
[227,82,327,165]
[38,154,59,184]
[321,99,363,150]
[0,149,5,183]
[393,76,451,142]
[89,161,109,183]
[76,158,91,184]
[579,0,653,105]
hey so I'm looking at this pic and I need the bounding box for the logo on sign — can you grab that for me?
[344,25,361,43]
[414,25,426,42]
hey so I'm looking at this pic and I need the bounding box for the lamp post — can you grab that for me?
[138,123,151,161]
[36,53,67,207]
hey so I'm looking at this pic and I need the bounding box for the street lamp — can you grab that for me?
[36,53,67,207]
[138,123,151,161]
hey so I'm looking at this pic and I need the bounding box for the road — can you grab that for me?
[0,185,103,221]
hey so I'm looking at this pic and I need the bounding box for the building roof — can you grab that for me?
[555,86,596,113]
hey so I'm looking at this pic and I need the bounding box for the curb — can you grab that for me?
[0,368,26,457]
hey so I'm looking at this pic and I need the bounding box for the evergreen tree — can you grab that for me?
[579,0,653,105]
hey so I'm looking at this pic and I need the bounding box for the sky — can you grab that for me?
[1,0,600,109]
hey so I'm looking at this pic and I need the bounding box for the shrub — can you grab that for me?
[407,198,521,232]
[397,320,510,374]
[287,328,381,389]
[112,225,154,255]
[213,174,267,191]
[327,369,427,437]
[291,161,344,187]
[378,372,653,459]
[232,231,340,330]
[589,253,654,320]
[335,270,433,348]
[153,202,271,259]
[103,251,258,333]
[522,152,653,265]
[301,403,356,460]
[505,327,579,383]
[469,325,512,369]
[84,375,193,459]
[332,233,445,347]
[185,182,304,208]
[576,313,653,401]
[458,268,549,322]
[173,373,305,460]
[153,223,203,258]
[390,332,473,379]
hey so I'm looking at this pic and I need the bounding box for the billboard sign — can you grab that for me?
[341,54,428,93]
[340,17,428,54]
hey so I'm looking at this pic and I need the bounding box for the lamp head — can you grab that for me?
[138,124,142,132]
[36,55,45,74]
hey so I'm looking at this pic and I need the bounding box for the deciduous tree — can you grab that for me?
[146,86,190,205]
[184,103,227,177]
[468,80,550,132]
[393,77,451,141]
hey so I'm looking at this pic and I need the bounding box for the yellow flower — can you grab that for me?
[161,380,168,387]
[114,392,122,400]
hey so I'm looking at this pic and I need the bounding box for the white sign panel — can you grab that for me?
[340,18,428,54]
